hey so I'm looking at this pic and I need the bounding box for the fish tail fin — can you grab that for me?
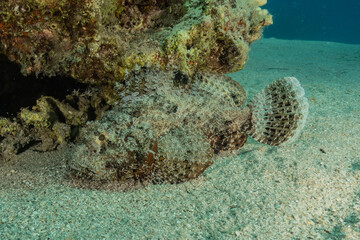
[247,77,309,145]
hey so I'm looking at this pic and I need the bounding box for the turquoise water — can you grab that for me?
[265,0,360,44]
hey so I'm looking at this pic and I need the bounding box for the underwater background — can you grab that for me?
[265,0,360,44]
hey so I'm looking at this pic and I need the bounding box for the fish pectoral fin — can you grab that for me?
[247,77,309,145]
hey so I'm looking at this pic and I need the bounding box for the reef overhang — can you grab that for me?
[0,0,272,161]
[0,0,272,84]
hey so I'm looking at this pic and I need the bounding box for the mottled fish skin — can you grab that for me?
[69,69,308,183]
[69,68,252,183]
[120,68,253,152]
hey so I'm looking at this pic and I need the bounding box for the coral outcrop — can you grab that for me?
[0,0,272,161]
[0,0,272,84]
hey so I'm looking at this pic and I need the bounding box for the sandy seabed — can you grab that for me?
[1,38,360,239]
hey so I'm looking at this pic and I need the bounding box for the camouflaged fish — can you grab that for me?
[68,68,308,183]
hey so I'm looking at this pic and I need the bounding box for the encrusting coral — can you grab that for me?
[0,0,272,83]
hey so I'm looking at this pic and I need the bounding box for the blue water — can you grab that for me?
[264,0,360,44]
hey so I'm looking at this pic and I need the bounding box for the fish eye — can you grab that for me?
[94,132,109,145]
[50,23,58,30]
[98,134,106,141]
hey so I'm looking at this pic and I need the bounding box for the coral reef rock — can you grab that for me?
[68,68,308,183]
[0,0,272,161]
[0,0,272,84]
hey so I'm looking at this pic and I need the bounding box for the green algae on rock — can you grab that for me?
[0,85,109,161]
[0,0,272,85]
